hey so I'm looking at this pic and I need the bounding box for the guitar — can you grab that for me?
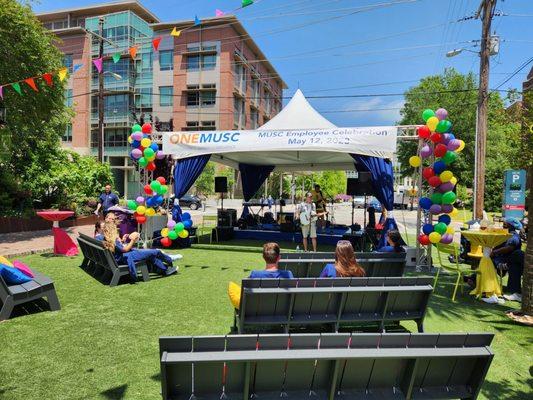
[299,207,327,226]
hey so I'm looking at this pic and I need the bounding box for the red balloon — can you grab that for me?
[434,143,448,158]
[136,215,147,224]
[142,123,152,134]
[161,237,172,247]
[430,133,442,143]
[147,162,156,171]
[422,167,435,180]
[418,234,430,245]
[428,176,442,187]
[156,176,166,185]
[144,184,153,195]
[417,125,431,139]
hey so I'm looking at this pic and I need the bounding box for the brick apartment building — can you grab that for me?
[36,1,286,196]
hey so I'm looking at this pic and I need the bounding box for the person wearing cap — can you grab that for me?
[491,217,524,302]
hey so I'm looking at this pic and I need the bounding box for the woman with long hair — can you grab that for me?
[377,230,405,253]
[320,240,365,278]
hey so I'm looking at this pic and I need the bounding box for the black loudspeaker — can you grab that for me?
[346,172,372,196]
[214,226,234,241]
[217,209,236,227]
[215,176,228,193]
[367,206,376,228]
[280,222,296,233]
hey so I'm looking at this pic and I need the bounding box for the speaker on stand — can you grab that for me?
[215,176,228,210]
[346,172,373,249]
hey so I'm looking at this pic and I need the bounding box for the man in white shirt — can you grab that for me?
[296,193,318,252]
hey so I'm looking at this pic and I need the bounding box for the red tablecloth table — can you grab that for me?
[36,211,79,256]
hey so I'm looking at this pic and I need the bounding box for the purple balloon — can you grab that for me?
[447,139,461,151]
[131,148,142,159]
[167,220,176,230]
[136,196,145,204]
[420,145,432,159]
[440,233,453,244]
[439,182,455,192]
[430,204,442,214]
[441,204,454,213]
[132,132,143,141]
[436,108,448,120]
[156,150,165,160]
[441,133,451,145]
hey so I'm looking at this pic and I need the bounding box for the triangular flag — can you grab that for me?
[194,15,201,26]
[152,37,162,51]
[0,86,3,100]
[24,77,38,92]
[215,9,225,17]
[170,27,181,37]
[73,63,83,73]
[129,46,138,59]
[112,52,121,63]
[58,67,68,81]
[12,82,22,95]
[42,73,53,87]
[242,0,253,7]
[93,57,103,73]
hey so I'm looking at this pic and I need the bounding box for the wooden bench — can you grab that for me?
[234,277,432,334]
[159,332,494,400]
[279,252,406,278]
[0,269,61,321]
[77,233,149,286]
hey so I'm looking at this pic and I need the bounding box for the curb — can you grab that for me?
[3,247,55,258]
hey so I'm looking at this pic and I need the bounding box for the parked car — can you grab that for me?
[171,194,202,210]
[352,196,365,208]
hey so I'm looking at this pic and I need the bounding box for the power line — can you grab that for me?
[492,56,533,90]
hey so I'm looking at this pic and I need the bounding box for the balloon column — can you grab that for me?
[128,123,165,171]
[159,212,193,247]
[409,108,465,246]
[126,176,169,224]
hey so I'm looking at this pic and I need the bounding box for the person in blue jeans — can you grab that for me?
[249,242,293,279]
[320,240,365,278]
[101,222,178,281]
[376,230,405,253]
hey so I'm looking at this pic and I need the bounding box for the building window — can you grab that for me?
[234,63,246,94]
[201,91,215,106]
[135,88,152,108]
[234,96,245,129]
[264,90,272,115]
[251,78,260,105]
[187,55,200,70]
[250,110,259,129]
[187,91,199,106]
[159,50,173,71]
[64,54,73,72]
[65,89,73,107]
[187,53,217,70]
[202,54,216,70]
[186,84,217,107]
[183,121,216,131]
[63,124,72,142]
[159,86,173,107]
[202,121,215,128]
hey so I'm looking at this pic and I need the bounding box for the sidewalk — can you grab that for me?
[0,225,94,258]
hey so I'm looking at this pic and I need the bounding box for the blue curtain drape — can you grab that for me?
[350,154,404,248]
[172,154,211,221]
[239,163,275,218]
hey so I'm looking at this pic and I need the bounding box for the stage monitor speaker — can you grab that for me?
[346,172,372,196]
[217,209,236,227]
[215,176,228,193]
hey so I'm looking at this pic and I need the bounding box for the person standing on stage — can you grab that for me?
[312,184,327,231]
[296,193,319,252]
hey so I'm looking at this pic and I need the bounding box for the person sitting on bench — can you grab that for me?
[320,240,365,277]
[249,242,294,279]
[377,229,405,253]
[101,222,178,280]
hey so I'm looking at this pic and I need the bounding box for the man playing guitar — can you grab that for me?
[296,192,326,252]
[312,184,327,231]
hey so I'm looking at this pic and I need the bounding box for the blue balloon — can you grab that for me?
[447,133,455,140]
[433,160,447,175]
[150,143,159,152]
[438,215,451,225]
[143,134,149,139]
[182,212,192,220]
[183,219,193,228]
[422,224,434,235]
[132,140,141,148]
[155,195,164,206]
[146,196,154,207]
[419,197,432,210]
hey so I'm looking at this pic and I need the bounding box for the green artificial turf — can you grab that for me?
[0,245,531,400]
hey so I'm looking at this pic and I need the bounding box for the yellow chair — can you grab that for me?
[433,243,476,302]
[198,215,218,244]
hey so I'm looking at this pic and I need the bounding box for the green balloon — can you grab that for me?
[127,200,137,210]
[431,192,443,204]
[160,185,168,195]
[422,109,435,122]
[444,120,452,132]
[434,222,447,234]
[168,230,178,240]
[435,120,449,133]
[150,180,161,192]
[442,191,457,205]
[143,148,155,158]
[174,222,185,232]
[138,157,148,167]
[132,124,142,133]
[442,151,457,165]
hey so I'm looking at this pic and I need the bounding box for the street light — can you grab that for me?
[446,48,480,57]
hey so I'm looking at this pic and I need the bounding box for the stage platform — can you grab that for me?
[233,226,360,246]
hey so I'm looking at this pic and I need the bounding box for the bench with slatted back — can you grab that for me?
[234,277,432,334]
[159,332,494,400]
[0,268,60,321]
[279,251,406,278]
[77,233,149,286]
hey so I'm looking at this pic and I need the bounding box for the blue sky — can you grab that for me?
[33,0,533,126]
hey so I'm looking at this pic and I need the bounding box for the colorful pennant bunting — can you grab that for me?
[215,9,225,17]
[170,27,181,37]
[194,15,201,26]
[112,52,121,63]
[24,77,38,92]
[129,46,138,59]
[93,57,103,73]
[152,37,162,51]
[242,0,253,7]
[12,82,22,95]
[42,73,53,87]
[58,68,68,82]
[73,63,83,73]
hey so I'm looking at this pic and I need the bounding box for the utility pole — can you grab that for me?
[473,0,497,219]
[97,17,105,163]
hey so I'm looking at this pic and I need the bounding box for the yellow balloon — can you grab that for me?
[161,228,169,237]
[429,232,442,244]
[450,207,458,217]
[450,176,458,185]
[128,135,133,144]
[136,205,146,215]
[178,229,189,238]
[456,140,465,152]
[141,138,152,148]
[409,155,421,168]
[426,116,439,132]
[146,207,156,217]
[147,155,156,162]
[446,226,455,235]
[439,170,453,182]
